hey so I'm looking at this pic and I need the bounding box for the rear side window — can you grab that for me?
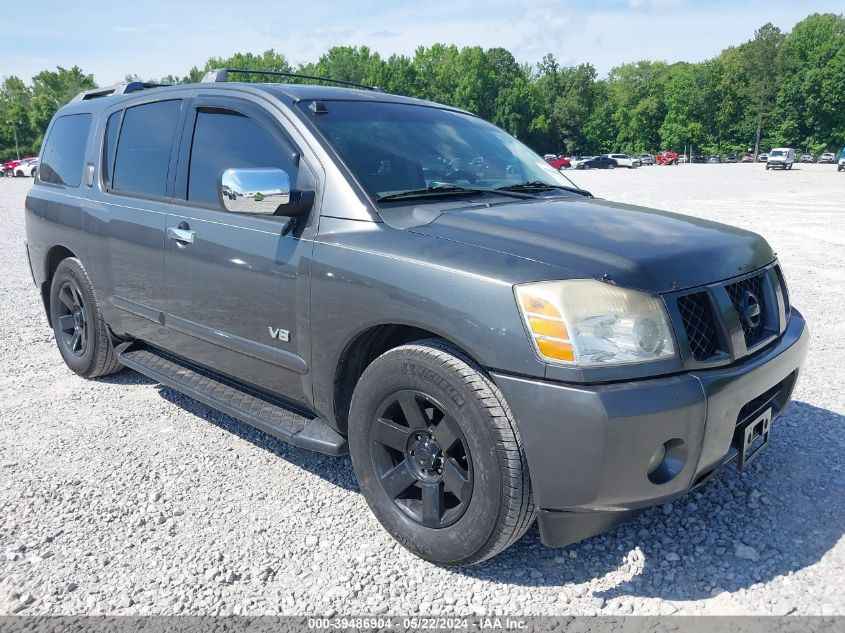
[112,100,181,197]
[39,113,92,187]
[187,110,298,207]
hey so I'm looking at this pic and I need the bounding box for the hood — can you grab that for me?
[407,197,774,292]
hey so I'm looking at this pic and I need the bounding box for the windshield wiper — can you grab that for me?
[376,185,531,202]
[496,181,594,198]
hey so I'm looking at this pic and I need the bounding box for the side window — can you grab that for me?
[112,100,182,198]
[39,113,92,187]
[187,109,298,207]
[102,111,121,188]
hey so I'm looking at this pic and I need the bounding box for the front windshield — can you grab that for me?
[302,100,578,201]
[770,150,785,157]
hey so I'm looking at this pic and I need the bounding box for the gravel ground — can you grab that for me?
[0,164,843,617]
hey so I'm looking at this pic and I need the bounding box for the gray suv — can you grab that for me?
[25,71,808,566]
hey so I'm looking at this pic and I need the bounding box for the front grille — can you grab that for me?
[670,263,788,366]
[726,273,766,346]
[677,292,719,360]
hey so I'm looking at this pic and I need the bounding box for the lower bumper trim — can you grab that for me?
[536,508,641,548]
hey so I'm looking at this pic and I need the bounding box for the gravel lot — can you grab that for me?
[0,164,843,616]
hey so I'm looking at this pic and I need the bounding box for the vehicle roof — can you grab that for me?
[56,82,468,117]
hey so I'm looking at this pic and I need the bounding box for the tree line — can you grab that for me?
[2,12,844,162]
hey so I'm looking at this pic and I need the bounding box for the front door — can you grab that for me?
[164,95,318,408]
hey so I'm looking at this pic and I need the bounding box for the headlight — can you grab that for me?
[515,279,677,367]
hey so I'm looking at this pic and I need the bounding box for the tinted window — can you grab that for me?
[187,110,297,207]
[102,111,121,187]
[303,100,576,199]
[112,100,181,197]
[39,113,92,187]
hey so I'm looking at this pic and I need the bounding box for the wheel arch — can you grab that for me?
[41,245,78,326]
[332,322,477,434]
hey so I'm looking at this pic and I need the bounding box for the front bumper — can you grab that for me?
[492,311,808,547]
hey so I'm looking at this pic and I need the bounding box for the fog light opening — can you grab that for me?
[646,444,666,475]
[647,438,688,485]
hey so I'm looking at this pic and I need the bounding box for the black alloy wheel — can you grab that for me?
[56,279,89,357]
[370,390,473,528]
[49,257,123,378]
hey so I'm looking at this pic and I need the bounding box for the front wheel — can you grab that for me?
[348,340,535,566]
[49,258,124,378]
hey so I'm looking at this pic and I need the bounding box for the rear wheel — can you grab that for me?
[608,162,616,169]
[49,258,123,378]
[348,339,535,566]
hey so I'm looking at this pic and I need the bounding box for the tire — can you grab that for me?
[348,339,535,566]
[608,162,616,169]
[766,164,770,170]
[788,163,793,170]
[49,258,123,378]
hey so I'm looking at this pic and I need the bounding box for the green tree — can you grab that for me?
[772,13,845,152]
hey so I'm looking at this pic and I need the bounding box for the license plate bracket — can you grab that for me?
[737,408,772,469]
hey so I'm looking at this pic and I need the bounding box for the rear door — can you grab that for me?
[164,93,319,407]
[84,97,187,347]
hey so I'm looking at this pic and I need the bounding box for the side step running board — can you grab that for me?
[117,344,347,456]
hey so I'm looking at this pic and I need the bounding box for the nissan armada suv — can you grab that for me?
[25,71,808,566]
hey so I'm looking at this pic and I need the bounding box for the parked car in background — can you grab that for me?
[766,148,795,170]
[691,154,706,164]
[818,152,836,164]
[758,153,769,162]
[568,156,593,169]
[740,154,755,163]
[677,155,688,163]
[608,154,639,168]
[724,154,738,163]
[546,155,571,170]
[800,153,815,163]
[637,153,655,165]
[709,155,721,163]
[15,158,38,177]
[2,157,37,177]
[576,155,618,169]
[656,151,679,165]
[837,149,844,172]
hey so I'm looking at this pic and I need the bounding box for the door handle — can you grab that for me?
[167,226,196,244]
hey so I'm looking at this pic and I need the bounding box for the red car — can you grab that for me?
[2,157,37,177]
[655,151,679,165]
[546,155,571,170]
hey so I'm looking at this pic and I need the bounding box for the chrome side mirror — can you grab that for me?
[220,168,290,214]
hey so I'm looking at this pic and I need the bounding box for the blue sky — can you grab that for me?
[2,0,842,84]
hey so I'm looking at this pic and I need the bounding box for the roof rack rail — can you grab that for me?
[201,68,382,92]
[71,81,169,102]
